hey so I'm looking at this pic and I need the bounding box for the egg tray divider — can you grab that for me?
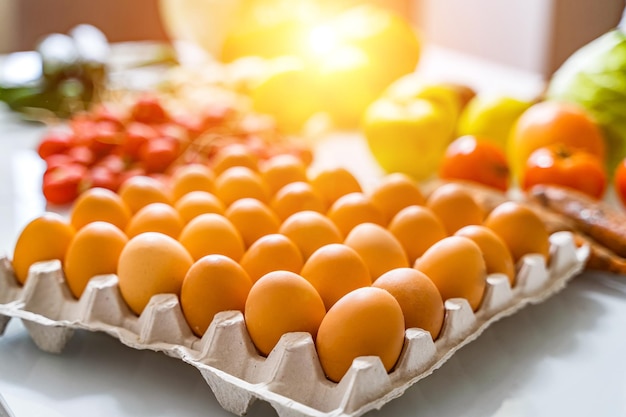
[0,231,588,417]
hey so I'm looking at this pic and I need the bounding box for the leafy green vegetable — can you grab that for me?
[547,28,626,175]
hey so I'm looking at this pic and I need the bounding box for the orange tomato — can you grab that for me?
[439,135,510,192]
[522,144,607,199]
[508,101,605,180]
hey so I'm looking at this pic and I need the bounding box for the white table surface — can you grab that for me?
[2,48,626,417]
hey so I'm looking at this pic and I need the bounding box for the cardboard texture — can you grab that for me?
[0,231,588,417]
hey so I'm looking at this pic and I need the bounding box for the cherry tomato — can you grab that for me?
[42,163,88,205]
[522,144,607,199]
[130,95,169,124]
[37,131,74,159]
[614,158,626,207]
[139,136,180,173]
[44,153,75,173]
[89,120,123,156]
[86,165,118,191]
[90,104,125,130]
[66,145,95,166]
[123,122,157,160]
[97,154,126,175]
[439,135,510,192]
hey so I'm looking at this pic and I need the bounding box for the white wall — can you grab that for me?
[412,0,625,77]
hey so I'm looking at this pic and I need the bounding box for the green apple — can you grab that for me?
[456,93,534,149]
[362,95,454,181]
[383,73,463,129]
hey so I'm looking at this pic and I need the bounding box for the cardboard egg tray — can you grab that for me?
[0,231,588,417]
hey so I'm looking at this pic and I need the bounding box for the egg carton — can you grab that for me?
[0,231,588,417]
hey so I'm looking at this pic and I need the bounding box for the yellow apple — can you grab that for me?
[457,93,534,149]
[362,96,455,181]
[250,56,323,133]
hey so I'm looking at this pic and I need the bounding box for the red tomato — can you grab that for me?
[42,163,88,205]
[130,95,169,124]
[139,136,180,173]
[37,131,74,159]
[90,104,125,130]
[439,135,510,192]
[614,158,626,207]
[96,154,126,175]
[44,153,75,173]
[66,146,95,166]
[89,120,123,156]
[522,144,607,199]
[123,122,158,160]
[86,166,118,191]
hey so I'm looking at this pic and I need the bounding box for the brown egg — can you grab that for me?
[300,243,371,310]
[225,198,281,247]
[181,254,252,336]
[483,201,550,262]
[279,210,343,260]
[373,268,444,339]
[388,205,448,265]
[239,234,304,283]
[178,213,245,261]
[414,236,487,311]
[244,270,326,356]
[344,223,409,281]
[369,173,425,223]
[118,232,194,315]
[327,192,385,237]
[64,221,128,299]
[12,213,75,284]
[316,287,405,382]
[426,183,484,234]
[455,225,516,286]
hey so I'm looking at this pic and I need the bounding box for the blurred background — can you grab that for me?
[0,0,623,78]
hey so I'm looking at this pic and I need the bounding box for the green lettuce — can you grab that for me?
[546,28,626,174]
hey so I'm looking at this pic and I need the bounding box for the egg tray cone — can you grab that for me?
[0,231,588,417]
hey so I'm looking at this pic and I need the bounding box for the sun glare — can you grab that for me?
[308,25,339,56]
